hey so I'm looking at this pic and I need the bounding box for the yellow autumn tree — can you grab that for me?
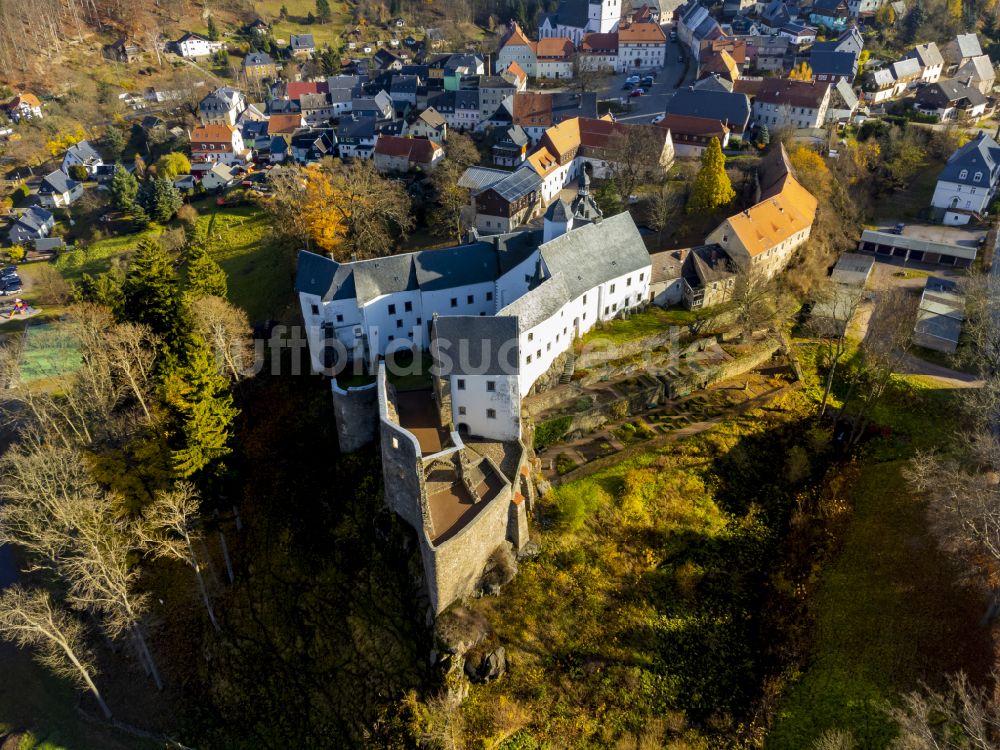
[788,62,813,81]
[300,166,350,254]
[789,146,831,200]
[45,126,87,157]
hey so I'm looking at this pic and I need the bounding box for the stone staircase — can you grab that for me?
[559,351,576,384]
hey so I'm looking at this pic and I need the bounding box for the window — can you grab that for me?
[388,303,396,314]
[392,437,399,449]
[526,354,532,363]
[487,408,496,419]
[404,301,413,312]
[336,314,344,323]
[627,277,632,286]
[604,306,609,315]
[549,340,554,349]
[975,171,984,182]
[486,291,493,301]
[960,169,969,180]
[458,406,467,415]
[396,319,403,328]
[610,283,616,293]
[388,335,394,341]
[639,272,644,281]
[450,297,457,307]
[457,379,466,390]
[310,304,319,315]
[467,294,474,304]
[583,294,587,303]
[528,332,534,341]
[487,381,495,391]
[417,317,422,325]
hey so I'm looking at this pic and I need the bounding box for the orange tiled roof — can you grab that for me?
[618,22,666,43]
[527,147,559,176]
[699,38,747,65]
[581,32,619,53]
[723,158,817,258]
[536,37,574,59]
[540,116,670,160]
[505,60,527,82]
[10,93,42,109]
[191,123,236,143]
[513,92,553,126]
[503,21,534,48]
[268,114,304,134]
[662,113,730,138]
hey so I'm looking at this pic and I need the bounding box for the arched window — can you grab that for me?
[959,169,968,179]
[974,171,983,182]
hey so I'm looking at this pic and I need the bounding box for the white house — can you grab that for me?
[931,133,1000,225]
[198,86,248,125]
[175,32,224,58]
[190,123,250,166]
[38,169,83,208]
[904,42,944,84]
[201,162,236,191]
[616,22,666,71]
[62,140,103,176]
[753,79,831,129]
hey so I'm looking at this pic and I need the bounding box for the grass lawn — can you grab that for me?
[55,226,163,281]
[251,0,350,47]
[194,204,293,322]
[578,306,711,346]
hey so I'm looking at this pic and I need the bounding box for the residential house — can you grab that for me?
[173,175,198,192]
[501,61,529,90]
[677,1,724,56]
[198,86,247,125]
[102,36,141,63]
[699,49,741,83]
[813,26,864,56]
[914,78,988,119]
[497,23,539,77]
[808,0,850,29]
[465,166,543,233]
[777,23,817,44]
[865,66,899,103]
[267,113,306,139]
[492,125,530,166]
[680,245,736,308]
[388,74,420,108]
[809,49,858,83]
[407,108,447,140]
[374,49,404,71]
[698,38,747,78]
[930,132,1000,224]
[201,162,236,191]
[539,0,622,45]
[848,0,887,17]
[290,129,337,163]
[617,21,667,71]
[665,87,751,133]
[890,57,923,92]
[374,136,444,172]
[825,78,861,122]
[580,31,619,71]
[190,123,251,166]
[704,144,818,277]
[478,76,519,124]
[753,78,831,129]
[662,113,731,156]
[4,93,42,122]
[535,37,575,79]
[428,90,481,131]
[289,34,315,57]
[38,170,83,208]
[7,207,55,246]
[175,32,223,58]
[62,140,103,176]
[944,33,983,68]
[300,92,334,125]
[337,115,379,158]
[956,55,996,95]
[243,51,278,83]
[904,42,944,83]
[511,92,599,143]
[352,90,395,121]
[741,34,792,73]
[244,18,270,38]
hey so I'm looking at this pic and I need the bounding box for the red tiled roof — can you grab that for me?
[287,81,329,99]
[268,114,304,134]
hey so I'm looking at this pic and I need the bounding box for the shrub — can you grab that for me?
[14,183,30,200]
[534,415,573,449]
[555,454,578,475]
[68,164,89,182]
[7,244,25,263]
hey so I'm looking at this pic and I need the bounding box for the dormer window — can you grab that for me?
[960,169,968,180]
[974,171,984,182]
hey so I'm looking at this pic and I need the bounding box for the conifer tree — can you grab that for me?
[316,0,332,23]
[163,336,239,478]
[141,178,183,224]
[186,244,228,299]
[207,15,220,41]
[687,138,735,214]
[109,165,139,213]
[122,239,185,345]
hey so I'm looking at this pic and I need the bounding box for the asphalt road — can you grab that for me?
[601,36,696,123]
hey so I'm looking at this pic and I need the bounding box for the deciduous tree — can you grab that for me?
[188,295,254,381]
[687,138,734,213]
[430,161,470,244]
[154,152,191,181]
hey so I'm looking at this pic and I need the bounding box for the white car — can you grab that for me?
[651,114,665,124]
[625,74,640,84]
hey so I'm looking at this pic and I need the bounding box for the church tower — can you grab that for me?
[589,0,620,33]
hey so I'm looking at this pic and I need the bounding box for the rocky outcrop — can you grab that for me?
[465,646,507,683]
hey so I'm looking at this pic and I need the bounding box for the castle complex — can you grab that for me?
[295,185,652,614]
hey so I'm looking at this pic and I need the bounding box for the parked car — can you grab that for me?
[891,222,906,235]
[641,76,654,87]
[651,114,665,124]
[1,266,17,278]
[623,82,634,90]
[630,88,645,97]
[625,74,640,84]
[1,281,22,296]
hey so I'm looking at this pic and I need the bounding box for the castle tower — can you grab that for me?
[543,198,574,242]
[571,170,603,224]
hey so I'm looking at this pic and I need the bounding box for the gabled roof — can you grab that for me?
[39,169,78,195]
[290,34,315,49]
[191,123,237,142]
[661,113,730,139]
[459,166,511,190]
[415,107,446,128]
[267,114,304,135]
[832,78,859,109]
[917,78,987,107]
[244,51,275,67]
[954,33,983,59]
[65,139,101,164]
[288,81,329,99]
[665,87,751,130]
[891,57,922,79]
[374,135,442,163]
[907,42,944,69]
[809,49,856,77]
[536,37,574,59]
[504,61,528,83]
[200,86,244,110]
[618,22,666,43]
[389,74,419,94]
[15,206,54,232]
[502,22,535,49]
[551,0,591,28]
[581,32,619,53]
[958,54,995,82]
[756,78,830,108]
[177,31,209,43]
[938,132,1000,185]
[479,166,542,202]
[496,124,529,147]
[337,116,377,139]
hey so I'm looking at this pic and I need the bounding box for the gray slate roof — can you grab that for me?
[907,42,944,69]
[15,206,54,233]
[958,54,995,83]
[244,51,274,66]
[65,139,101,165]
[552,0,591,28]
[39,169,78,195]
[432,315,520,376]
[938,132,1000,186]
[809,49,857,77]
[290,34,315,50]
[955,33,983,59]
[665,88,751,129]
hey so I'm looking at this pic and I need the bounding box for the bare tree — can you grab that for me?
[730,265,779,342]
[812,729,856,750]
[807,282,865,416]
[142,484,220,631]
[430,161,472,244]
[566,52,611,97]
[422,690,466,750]
[603,125,671,206]
[646,184,683,247]
[188,295,254,382]
[885,672,1000,749]
[105,321,160,421]
[0,586,112,719]
[958,269,1000,378]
